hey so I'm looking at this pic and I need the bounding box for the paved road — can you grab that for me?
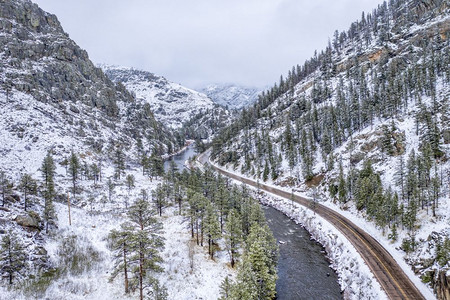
[197,149,426,300]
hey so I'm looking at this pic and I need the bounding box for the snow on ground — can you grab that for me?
[100,65,215,129]
[159,207,235,300]
[200,84,261,109]
[0,109,234,300]
[0,170,235,300]
[258,191,388,300]
[208,156,437,299]
[216,169,387,299]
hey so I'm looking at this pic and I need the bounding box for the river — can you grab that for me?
[164,143,197,172]
[263,206,342,299]
[169,147,342,299]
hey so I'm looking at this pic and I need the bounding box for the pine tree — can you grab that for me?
[153,183,167,216]
[127,197,164,300]
[215,182,228,231]
[225,209,242,268]
[188,192,207,245]
[41,151,56,188]
[430,163,440,217]
[141,153,150,176]
[436,237,450,267]
[405,149,417,204]
[204,203,221,259]
[41,152,56,233]
[173,181,183,215]
[68,151,80,197]
[90,163,100,186]
[219,276,233,300]
[262,160,269,182]
[394,155,406,200]
[0,232,27,284]
[338,160,347,203]
[389,223,398,242]
[114,147,126,180]
[19,173,36,211]
[147,277,168,300]
[233,224,278,300]
[107,178,115,203]
[0,170,11,207]
[150,153,164,179]
[109,222,134,294]
[126,174,135,195]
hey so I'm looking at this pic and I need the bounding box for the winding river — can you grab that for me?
[164,143,197,172]
[170,145,342,299]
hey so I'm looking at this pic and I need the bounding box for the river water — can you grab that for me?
[263,206,342,300]
[164,144,197,172]
[168,147,342,299]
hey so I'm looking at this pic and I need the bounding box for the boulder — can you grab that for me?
[15,212,40,229]
[443,129,450,144]
[433,270,450,300]
[4,195,18,203]
[69,104,80,114]
[350,152,365,165]
[11,194,20,202]
[34,246,47,256]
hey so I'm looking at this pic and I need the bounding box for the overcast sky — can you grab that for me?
[33,0,384,89]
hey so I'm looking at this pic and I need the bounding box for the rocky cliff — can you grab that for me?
[0,0,180,163]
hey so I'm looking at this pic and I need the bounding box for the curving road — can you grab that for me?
[197,149,426,300]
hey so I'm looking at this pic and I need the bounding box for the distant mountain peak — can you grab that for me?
[100,65,215,128]
[200,84,261,109]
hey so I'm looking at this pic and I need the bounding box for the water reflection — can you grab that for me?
[164,143,197,172]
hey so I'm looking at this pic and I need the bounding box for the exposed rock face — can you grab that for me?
[0,0,180,163]
[15,212,40,229]
[436,271,450,300]
[0,0,130,116]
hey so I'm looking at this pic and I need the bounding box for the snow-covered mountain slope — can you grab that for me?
[212,0,450,298]
[101,65,215,129]
[0,0,180,160]
[200,84,261,109]
[0,1,235,298]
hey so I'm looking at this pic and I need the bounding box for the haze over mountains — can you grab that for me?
[200,84,261,110]
[0,0,449,299]
[100,65,216,129]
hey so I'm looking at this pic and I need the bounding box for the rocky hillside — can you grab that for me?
[0,1,190,297]
[101,65,215,129]
[212,0,450,298]
[0,1,184,164]
[200,84,261,109]
[0,0,181,156]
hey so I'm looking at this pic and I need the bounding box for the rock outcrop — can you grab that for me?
[15,212,40,229]
[0,0,130,116]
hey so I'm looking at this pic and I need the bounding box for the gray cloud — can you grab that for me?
[33,0,383,89]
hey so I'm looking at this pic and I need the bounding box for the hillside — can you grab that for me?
[212,0,450,298]
[0,0,184,160]
[101,65,215,129]
[200,84,261,110]
[0,1,235,298]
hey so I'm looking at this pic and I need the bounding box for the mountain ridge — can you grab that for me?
[200,84,261,110]
[211,0,449,298]
[100,64,215,129]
